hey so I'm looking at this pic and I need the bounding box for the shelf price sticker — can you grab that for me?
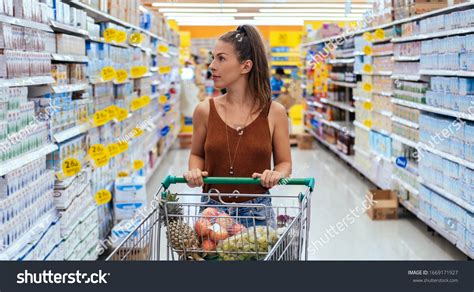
[117,141,129,153]
[141,95,151,107]
[101,66,116,82]
[117,171,128,177]
[93,153,110,168]
[129,32,144,45]
[93,110,109,127]
[374,29,385,40]
[158,66,171,74]
[131,98,144,112]
[133,160,145,171]
[104,28,117,43]
[363,119,373,128]
[362,82,373,93]
[158,44,169,54]
[133,127,144,138]
[116,30,127,44]
[363,63,373,74]
[363,45,373,56]
[89,144,107,160]
[116,108,129,122]
[116,69,128,83]
[131,66,148,78]
[363,101,373,111]
[62,158,82,177]
[363,32,374,42]
[95,189,112,206]
[159,95,168,104]
[107,143,120,158]
[105,105,118,120]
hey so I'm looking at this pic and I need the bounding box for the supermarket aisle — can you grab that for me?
[147,142,465,260]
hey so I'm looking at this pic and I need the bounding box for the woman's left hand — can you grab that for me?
[252,170,284,188]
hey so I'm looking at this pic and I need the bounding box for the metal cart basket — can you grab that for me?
[107,176,314,261]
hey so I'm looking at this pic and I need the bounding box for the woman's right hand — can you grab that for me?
[183,168,208,188]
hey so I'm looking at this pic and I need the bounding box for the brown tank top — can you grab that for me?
[203,98,272,202]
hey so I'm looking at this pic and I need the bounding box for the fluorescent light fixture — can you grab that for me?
[152,3,373,9]
[259,8,367,13]
[163,13,365,18]
[254,16,362,21]
[176,19,305,26]
[158,8,238,13]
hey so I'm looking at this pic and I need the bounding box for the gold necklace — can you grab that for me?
[224,101,253,176]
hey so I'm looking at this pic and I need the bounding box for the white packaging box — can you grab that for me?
[114,176,146,202]
[63,2,69,24]
[110,219,143,248]
[113,200,147,221]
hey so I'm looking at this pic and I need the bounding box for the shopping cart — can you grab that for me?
[107,175,314,261]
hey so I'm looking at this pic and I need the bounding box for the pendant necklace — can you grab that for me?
[224,101,253,175]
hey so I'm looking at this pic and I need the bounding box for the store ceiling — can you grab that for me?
[141,1,372,26]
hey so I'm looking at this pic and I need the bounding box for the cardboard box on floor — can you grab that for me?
[367,189,399,220]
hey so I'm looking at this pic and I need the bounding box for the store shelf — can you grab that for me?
[372,51,393,57]
[418,143,474,170]
[392,175,419,195]
[393,89,425,99]
[50,20,89,37]
[51,54,89,63]
[392,56,420,62]
[0,14,53,32]
[321,99,355,113]
[392,26,474,43]
[52,83,89,94]
[306,126,356,166]
[373,110,392,117]
[0,76,55,87]
[353,120,370,131]
[419,178,474,213]
[53,124,90,143]
[320,120,355,137]
[372,37,392,44]
[391,134,419,149]
[328,80,356,88]
[307,100,324,108]
[391,74,424,81]
[353,96,371,103]
[391,116,419,129]
[419,69,474,77]
[145,137,176,183]
[372,90,393,97]
[0,144,58,176]
[392,98,474,121]
[328,58,355,64]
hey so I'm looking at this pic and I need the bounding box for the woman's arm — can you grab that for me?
[253,102,292,188]
[184,100,209,187]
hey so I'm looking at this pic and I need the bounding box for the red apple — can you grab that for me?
[229,223,247,235]
[201,239,216,252]
[209,223,229,242]
[216,213,234,230]
[194,218,212,237]
[201,207,220,219]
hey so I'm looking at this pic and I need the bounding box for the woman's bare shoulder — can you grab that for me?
[268,101,288,119]
[194,98,211,118]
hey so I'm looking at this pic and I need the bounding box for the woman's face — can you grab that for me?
[209,40,249,89]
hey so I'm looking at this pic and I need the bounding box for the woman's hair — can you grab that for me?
[218,25,271,112]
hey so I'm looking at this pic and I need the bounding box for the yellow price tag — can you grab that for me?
[107,143,120,157]
[95,189,112,206]
[93,110,109,127]
[129,32,144,45]
[363,101,373,111]
[159,95,168,104]
[62,158,81,177]
[131,66,148,78]
[130,98,143,112]
[117,141,129,153]
[362,82,373,93]
[363,63,373,74]
[158,44,169,53]
[363,119,373,128]
[133,160,145,171]
[116,108,129,122]
[363,45,373,56]
[89,144,107,160]
[133,127,144,137]
[158,66,170,74]
[117,171,128,177]
[374,29,385,40]
[104,28,117,43]
[116,30,127,43]
[105,105,118,120]
[363,32,373,42]
[116,69,128,83]
[101,66,116,82]
[141,95,151,107]
[93,153,110,168]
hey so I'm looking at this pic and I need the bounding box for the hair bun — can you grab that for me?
[236,25,246,34]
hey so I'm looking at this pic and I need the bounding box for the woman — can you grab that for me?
[183,25,292,227]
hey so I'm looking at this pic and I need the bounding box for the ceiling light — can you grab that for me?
[259,8,368,13]
[176,19,305,26]
[158,8,238,13]
[151,3,373,9]
[163,13,364,18]
[254,16,362,21]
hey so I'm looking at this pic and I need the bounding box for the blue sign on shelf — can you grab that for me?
[164,104,171,112]
[161,126,170,137]
[395,156,408,169]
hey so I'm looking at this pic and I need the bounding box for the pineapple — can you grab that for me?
[160,192,203,261]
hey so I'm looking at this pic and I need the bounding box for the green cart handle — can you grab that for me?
[162,175,315,192]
